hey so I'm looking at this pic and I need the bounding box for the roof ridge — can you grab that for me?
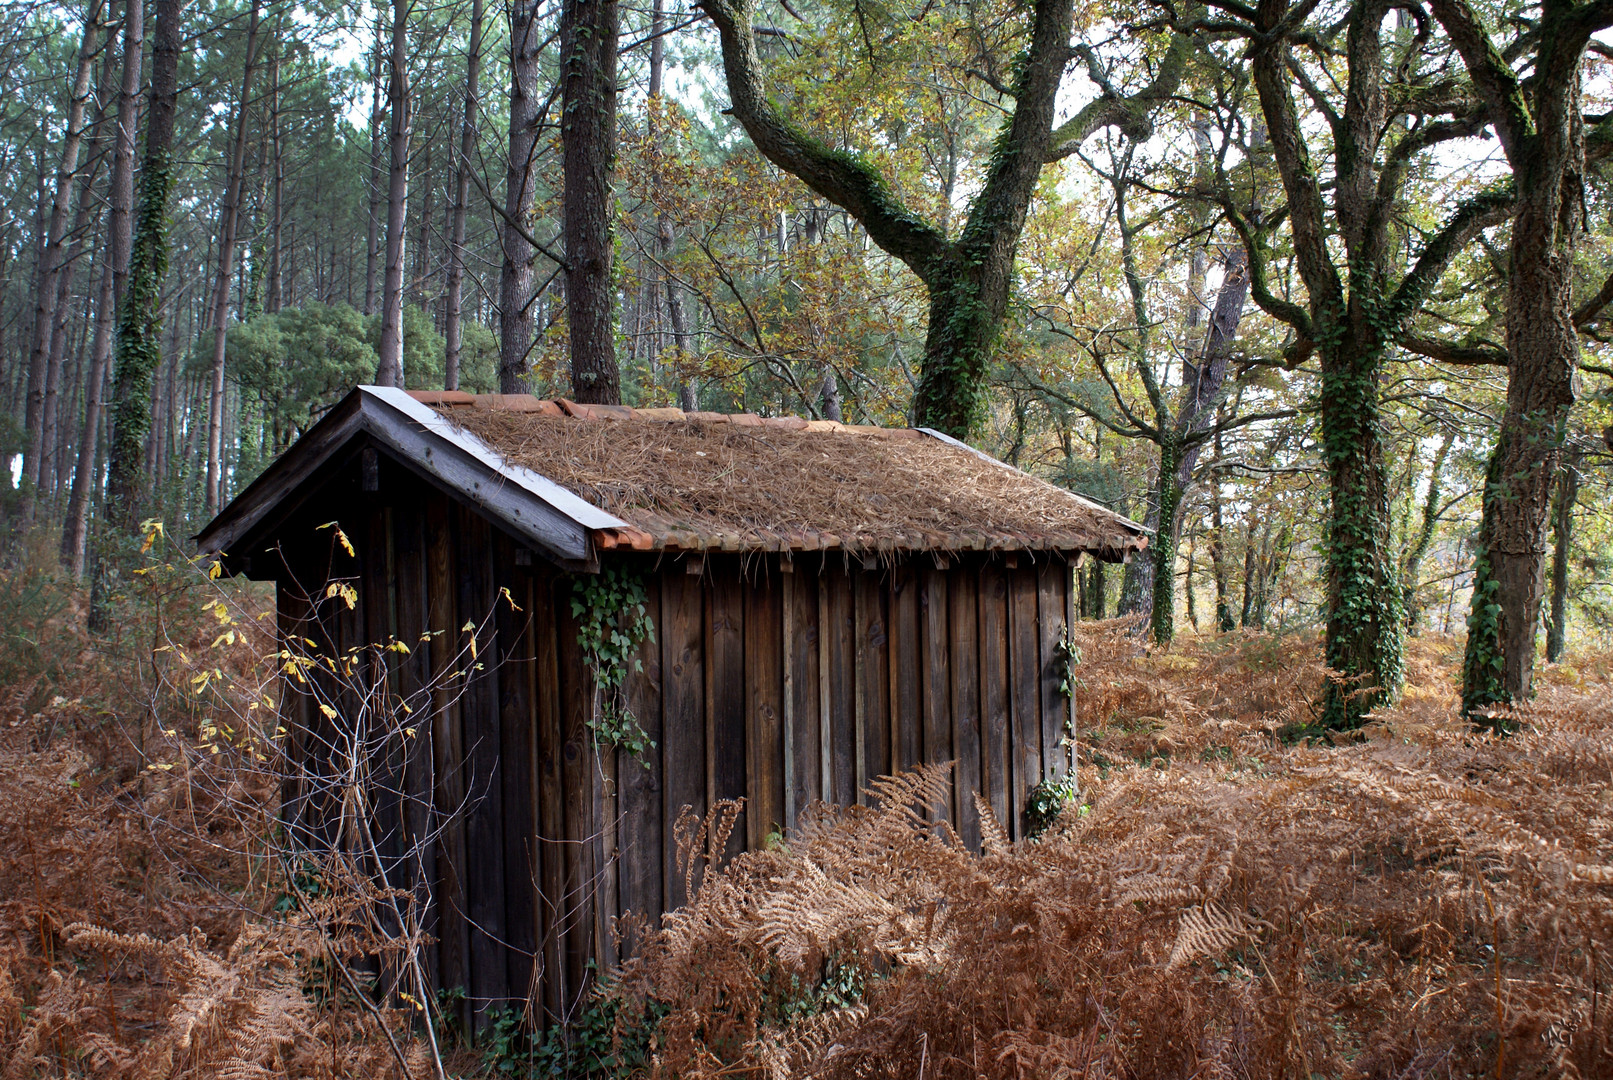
[404,389,927,437]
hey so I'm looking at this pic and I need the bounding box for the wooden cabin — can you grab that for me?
[198,384,1148,1026]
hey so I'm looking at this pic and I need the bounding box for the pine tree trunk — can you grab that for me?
[561,0,620,402]
[267,39,283,314]
[22,4,102,527]
[648,0,694,409]
[104,0,180,533]
[443,0,482,391]
[62,261,114,573]
[374,0,410,388]
[363,12,384,317]
[204,0,262,516]
[499,0,541,393]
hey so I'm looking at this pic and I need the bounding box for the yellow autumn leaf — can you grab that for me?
[319,704,338,719]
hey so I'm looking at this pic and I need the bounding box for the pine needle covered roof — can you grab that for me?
[411,391,1149,558]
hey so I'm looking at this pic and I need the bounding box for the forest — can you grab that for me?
[0,0,1612,1072]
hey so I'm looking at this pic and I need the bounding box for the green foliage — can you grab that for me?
[1024,773,1081,839]
[367,302,450,390]
[475,986,663,1078]
[570,568,657,766]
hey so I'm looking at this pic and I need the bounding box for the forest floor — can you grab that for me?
[0,537,1609,1078]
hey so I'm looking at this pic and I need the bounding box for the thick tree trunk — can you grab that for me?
[561,0,620,402]
[443,0,482,391]
[22,5,102,526]
[1462,173,1581,718]
[1545,445,1581,663]
[500,0,541,394]
[1318,331,1403,726]
[374,0,410,388]
[1428,0,1605,722]
[105,0,180,532]
[204,0,262,517]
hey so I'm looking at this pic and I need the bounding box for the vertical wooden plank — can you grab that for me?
[1008,565,1041,839]
[555,577,595,1015]
[978,562,1011,839]
[618,569,664,953]
[493,531,537,1007]
[948,563,982,850]
[595,594,619,978]
[424,492,469,1022]
[744,567,784,848]
[530,567,566,1025]
[824,565,855,806]
[1064,559,1079,794]
[816,568,832,803]
[781,566,796,830]
[852,571,868,803]
[660,568,706,910]
[888,562,921,775]
[388,494,437,993]
[1037,559,1069,783]
[787,564,821,824]
[362,506,405,922]
[275,579,315,853]
[919,565,951,825]
[856,570,891,799]
[455,506,508,1022]
[706,561,747,860]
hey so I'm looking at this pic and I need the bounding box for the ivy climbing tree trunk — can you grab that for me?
[1429,0,1611,721]
[105,0,181,533]
[699,0,1192,437]
[561,0,620,402]
[1230,0,1511,726]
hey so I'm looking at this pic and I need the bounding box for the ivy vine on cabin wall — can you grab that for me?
[571,567,657,767]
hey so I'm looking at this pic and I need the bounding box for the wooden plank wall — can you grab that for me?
[621,549,1076,903]
[274,450,1079,1029]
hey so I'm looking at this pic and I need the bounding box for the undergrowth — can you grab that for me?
[610,621,1613,1078]
[1,550,1610,1078]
